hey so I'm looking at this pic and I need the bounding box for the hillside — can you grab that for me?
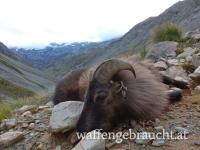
[0,42,22,62]
[43,0,200,78]
[1,31,200,149]
[0,42,54,100]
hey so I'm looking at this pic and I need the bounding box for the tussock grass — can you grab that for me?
[140,46,149,59]
[0,94,49,122]
[152,23,182,43]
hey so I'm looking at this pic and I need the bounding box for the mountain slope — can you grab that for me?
[12,0,200,78]
[0,42,22,61]
[0,42,54,100]
[14,0,200,78]
[44,0,200,78]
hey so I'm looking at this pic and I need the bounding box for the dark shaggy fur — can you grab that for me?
[76,59,170,132]
[52,68,86,105]
[53,57,185,132]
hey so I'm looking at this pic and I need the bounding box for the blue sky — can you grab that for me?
[0,0,181,48]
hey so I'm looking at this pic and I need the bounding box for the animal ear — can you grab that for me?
[110,81,128,98]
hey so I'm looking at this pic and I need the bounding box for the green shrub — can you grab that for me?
[152,23,182,43]
[181,62,196,74]
[140,47,148,59]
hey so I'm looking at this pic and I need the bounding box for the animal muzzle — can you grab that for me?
[76,107,112,133]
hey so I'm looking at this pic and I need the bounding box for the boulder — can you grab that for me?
[152,139,165,147]
[194,86,200,94]
[194,66,200,74]
[177,47,196,59]
[16,105,38,114]
[191,34,200,41]
[0,131,24,147]
[167,59,179,66]
[50,101,84,133]
[72,130,105,150]
[170,87,183,93]
[189,66,200,82]
[174,76,189,84]
[21,111,32,118]
[189,73,200,82]
[167,66,187,79]
[174,127,190,135]
[192,53,200,67]
[184,30,200,40]
[135,132,152,145]
[153,61,168,70]
[146,41,178,62]
[3,119,17,129]
[154,126,164,131]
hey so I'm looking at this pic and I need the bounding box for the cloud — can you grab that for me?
[0,0,180,48]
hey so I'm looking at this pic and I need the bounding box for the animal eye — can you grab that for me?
[95,92,107,102]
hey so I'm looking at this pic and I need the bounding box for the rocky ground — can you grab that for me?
[0,88,200,150]
[0,31,200,150]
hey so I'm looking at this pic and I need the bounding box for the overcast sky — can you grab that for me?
[0,0,181,48]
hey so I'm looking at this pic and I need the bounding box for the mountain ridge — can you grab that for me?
[12,0,200,78]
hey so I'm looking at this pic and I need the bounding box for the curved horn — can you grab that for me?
[93,59,136,84]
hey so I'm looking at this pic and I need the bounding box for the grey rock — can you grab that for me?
[184,30,200,39]
[28,123,35,129]
[154,61,168,70]
[3,119,17,129]
[194,86,200,94]
[189,73,200,82]
[0,131,24,147]
[152,139,165,147]
[0,122,5,131]
[167,66,187,79]
[155,118,160,124]
[167,59,179,66]
[177,47,196,59]
[21,111,32,118]
[155,126,164,131]
[50,101,84,133]
[135,132,152,145]
[35,120,41,124]
[174,76,189,84]
[186,56,193,62]
[193,42,200,49]
[55,145,61,150]
[72,130,105,150]
[25,142,35,150]
[170,87,183,93]
[46,101,54,107]
[192,53,200,67]
[146,41,178,62]
[194,141,200,146]
[22,123,29,128]
[38,105,49,110]
[174,127,190,135]
[191,34,200,40]
[194,66,200,73]
[189,66,200,82]
[16,105,38,114]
